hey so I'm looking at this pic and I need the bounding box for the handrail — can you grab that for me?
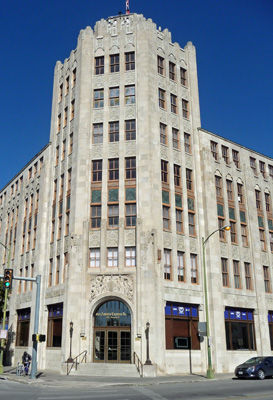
[133,351,143,377]
[66,350,87,376]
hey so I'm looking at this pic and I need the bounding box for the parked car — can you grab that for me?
[235,357,273,380]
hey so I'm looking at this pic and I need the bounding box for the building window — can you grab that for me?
[56,256,60,285]
[109,87,119,107]
[190,254,198,284]
[170,94,177,114]
[62,140,66,161]
[125,204,136,228]
[177,251,185,282]
[93,123,103,144]
[180,67,187,86]
[230,220,237,244]
[91,189,101,229]
[174,165,181,188]
[65,76,69,95]
[172,128,179,149]
[59,84,63,103]
[125,85,135,104]
[244,262,252,290]
[237,183,244,204]
[107,247,118,267]
[109,159,119,181]
[163,206,170,231]
[269,165,273,178]
[182,99,189,119]
[69,133,73,154]
[92,160,102,182]
[158,89,166,109]
[109,121,119,142]
[58,114,61,133]
[157,56,165,75]
[225,308,255,350]
[176,198,183,234]
[47,304,63,347]
[70,100,75,120]
[165,303,200,350]
[188,201,195,236]
[90,248,100,268]
[125,247,136,266]
[241,222,248,247]
[125,52,135,71]
[160,123,167,145]
[164,249,171,280]
[260,161,266,178]
[94,89,104,108]
[108,188,119,228]
[125,157,136,180]
[259,226,266,251]
[226,180,233,201]
[72,68,76,87]
[211,141,218,161]
[186,169,193,191]
[233,260,241,289]
[269,312,273,350]
[250,157,257,175]
[169,62,176,81]
[232,150,240,168]
[265,193,271,213]
[125,120,136,140]
[269,229,273,252]
[95,56,104,75]
[222,146,229,164]
[215,176,222,198]
[16,308,31,347]
[161,160,168,183]
[255,190,261,210]
[184,133,191,154]
[110,54,119,73]
[263,266,271,293]
[221,258,229,287]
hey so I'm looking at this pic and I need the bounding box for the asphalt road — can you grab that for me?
[1,377,273,400]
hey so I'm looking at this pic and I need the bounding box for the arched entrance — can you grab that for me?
[93,299,131,363]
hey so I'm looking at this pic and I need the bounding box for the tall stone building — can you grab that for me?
[1,13,273,375]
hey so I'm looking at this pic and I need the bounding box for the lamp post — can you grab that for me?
[0,243,11,375]
[144,322,152,365]
[66,321,74,363]
[202,224,230,379]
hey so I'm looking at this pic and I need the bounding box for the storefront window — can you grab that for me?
[268,312,273,350]
[16,308,31,347]
[165,302,200,350]
[225,308,255,350]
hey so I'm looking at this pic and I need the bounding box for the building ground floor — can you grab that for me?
[3,293,273,375]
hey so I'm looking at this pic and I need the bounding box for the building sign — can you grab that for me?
[165,302,198,318]
[95,312,128,318]
[224,308,253,321]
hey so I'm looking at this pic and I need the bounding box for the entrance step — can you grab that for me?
[70,362,140,377]
[70,363,140,377]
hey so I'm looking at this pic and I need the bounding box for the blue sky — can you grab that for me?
[1,0,272,189]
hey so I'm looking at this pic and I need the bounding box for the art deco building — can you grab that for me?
[1,13,273,375]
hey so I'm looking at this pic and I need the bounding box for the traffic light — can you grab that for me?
[3,268,13,290]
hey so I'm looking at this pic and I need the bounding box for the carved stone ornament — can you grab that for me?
[181,86,188,99]
[45,287,65,299]
[171,114,179,128]
[125,71,135,85]
[125,229,136,246]
[108,142,119,158]
[93,75,104,88]
[158,75,166,90]
[243,248,251,262]
[107,229,119,247]
[125,33,134,45]
[173,150,182,165]
[262,251,269,265]
[95,37,104,51]
[159,109,167,123]
[110,35,119,49]
[109,106,119,121]
[89,230,101,247]
[93,109,104,123]
[232,245,239,259]
[163,232,172,248]
[89,275,134,302]
[160,145,168,161]
[124,141,136,156]
[109,73,120,87]
[183,119,191,132]
[185,154,193,169]
[124,105,136,119]
[177,234,185,251]
[190,237,197,253]
[168,81,177,95]
[220,242,228,257]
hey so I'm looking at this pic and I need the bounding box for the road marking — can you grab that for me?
[133,386,168,400]
[38,394,122,400]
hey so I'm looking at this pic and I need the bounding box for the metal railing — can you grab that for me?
[133,351,143,377]
[66,350,87,376]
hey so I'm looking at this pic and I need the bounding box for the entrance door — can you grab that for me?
[94,329,131,363]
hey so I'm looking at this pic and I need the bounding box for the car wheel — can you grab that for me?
[257,369,265,380]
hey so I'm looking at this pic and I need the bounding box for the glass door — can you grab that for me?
[107,331,118,362]
[94,331,105,361]
[120,331,131,362]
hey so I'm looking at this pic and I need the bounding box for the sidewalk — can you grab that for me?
[1,366,234,388]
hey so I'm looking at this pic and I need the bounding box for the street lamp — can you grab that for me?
[202,224,230,379]
[0,243,11,375]
[144,322,152,365]
[66,321,74,363]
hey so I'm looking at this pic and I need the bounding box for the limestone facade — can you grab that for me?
[0,13,273,374]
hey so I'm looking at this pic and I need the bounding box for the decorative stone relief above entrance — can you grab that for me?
[89,275,134,302]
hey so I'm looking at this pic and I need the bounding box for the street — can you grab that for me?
[1,377,273,400]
